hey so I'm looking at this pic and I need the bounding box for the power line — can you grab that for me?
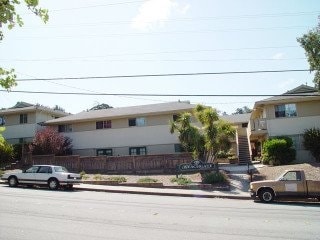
[0,45,299,62]
[23,11,320,29]
[1,90,316,97]
[10,25,311,41]
[16,69,310,81]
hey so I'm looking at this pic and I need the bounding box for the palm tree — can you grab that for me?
[170,104,235,163]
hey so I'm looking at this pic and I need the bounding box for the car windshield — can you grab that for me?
[54,166,69,173]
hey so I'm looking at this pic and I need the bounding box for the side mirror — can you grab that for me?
[22,169,26,173]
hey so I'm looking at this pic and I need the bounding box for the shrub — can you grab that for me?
[0,141,14,166]
[107,176,127,183]
[0,169,4,177]
[262,137,295,165]
[170,175,192,185]
[303,128,320,162]
[93,174,104,181]
[201,171,227,184]
[80,171,86,178]
[137,177,158,183]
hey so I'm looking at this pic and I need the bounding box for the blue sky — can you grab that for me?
[0,0,318,114]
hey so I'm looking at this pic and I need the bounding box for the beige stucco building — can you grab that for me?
[249,85,320,162]
[0,102,69,144]
[45,101,196,156]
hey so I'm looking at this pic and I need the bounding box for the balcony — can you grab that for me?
[249,118,268,136]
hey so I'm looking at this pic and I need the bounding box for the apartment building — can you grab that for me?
[0,102,69,144]
[249,85,320,162]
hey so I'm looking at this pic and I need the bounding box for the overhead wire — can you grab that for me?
[15,69,310,81]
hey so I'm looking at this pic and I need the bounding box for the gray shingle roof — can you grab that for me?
[220,113,251,124]
[45,101,196,124]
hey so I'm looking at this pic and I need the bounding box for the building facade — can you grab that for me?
[45,101,196,156]
[249,85,320,162]
[0,102,69,144]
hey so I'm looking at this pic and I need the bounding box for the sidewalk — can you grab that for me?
[74,183,252,200]
[74,164,263,200]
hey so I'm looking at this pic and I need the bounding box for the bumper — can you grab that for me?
[250,190,257,199]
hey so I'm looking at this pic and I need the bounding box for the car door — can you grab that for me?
[19,166,40,184]
[35,166,53,185]
[277,171,306,197]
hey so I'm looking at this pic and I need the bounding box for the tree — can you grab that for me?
[297,18,320,90]
[0,0,48,90]
[90,103,113,111]
[0,127,14,166]
[30,127,72,156]
[303,127,320,162]
[232,106,252,115]
[170,104,235,162]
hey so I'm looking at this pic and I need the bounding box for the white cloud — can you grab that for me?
[131,0,190,31]
[272,52,285,60]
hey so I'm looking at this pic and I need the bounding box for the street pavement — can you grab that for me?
[1,185,319,240]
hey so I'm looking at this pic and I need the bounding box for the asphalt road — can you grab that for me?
[0,185,319,240]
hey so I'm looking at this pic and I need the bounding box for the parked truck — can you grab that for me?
[250,170,320,203]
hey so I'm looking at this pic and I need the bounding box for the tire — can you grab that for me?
[8,176,18,187]
[258,188,275,203]
[48,178,59,190]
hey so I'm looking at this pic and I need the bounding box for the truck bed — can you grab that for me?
[307,180,320,197]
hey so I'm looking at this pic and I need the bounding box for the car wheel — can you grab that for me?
[48,178,59,190]
[8,176,18,187]
[258,188,274,203]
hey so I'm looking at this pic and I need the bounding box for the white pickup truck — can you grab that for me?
[250,170,320,203]
[1,165,82,190]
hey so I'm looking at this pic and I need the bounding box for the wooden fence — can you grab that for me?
[24,153,193,174]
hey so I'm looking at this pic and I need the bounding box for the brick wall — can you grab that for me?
[27,153,193,174]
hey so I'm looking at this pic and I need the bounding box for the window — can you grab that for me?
[96,120,112,129]
[25,166,39,173]
[0,116,5,126]
[20,114,28,124]
[97,149,113,156]
[129,147,147,155]
[58,124,72,132]
[242,123,248,128]
[275,104,297,118]
[281,171,301,181]
[173,114,179,121]
[174,144,184,153]
[128,117,146,127]
[38,166,52,174]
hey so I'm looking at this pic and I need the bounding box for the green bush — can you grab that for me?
[137,177,158,183]
[93,174,104,181]
[170,175,192,185]
[0,169,4,177]
[262,137,296,165]
[107,176,127,183]
[0,141,14,166]
[303,127,320,162]
[201,171,227,184]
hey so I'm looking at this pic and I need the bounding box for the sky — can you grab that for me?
[0,0,319,114]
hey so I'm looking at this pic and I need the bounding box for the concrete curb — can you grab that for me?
[74,185,252,200]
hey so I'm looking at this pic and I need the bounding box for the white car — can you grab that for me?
[1,165,82,190]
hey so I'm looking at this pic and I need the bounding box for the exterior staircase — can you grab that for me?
[238,135,251,165]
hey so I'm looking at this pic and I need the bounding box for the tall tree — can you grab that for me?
[170,104,235,162]
[232,106,252,115]
[90,103,113,111]
[0,0,48,90]
[297,18,320,90]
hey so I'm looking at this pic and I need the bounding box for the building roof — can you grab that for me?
[45,101,196,124]
[0,103,69,117]
[220,113,251,124]
[254,84,320,106]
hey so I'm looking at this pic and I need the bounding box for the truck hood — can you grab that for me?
[250,180,277,188]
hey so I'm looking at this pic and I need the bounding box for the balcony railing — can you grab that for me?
[250,118,267,132]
